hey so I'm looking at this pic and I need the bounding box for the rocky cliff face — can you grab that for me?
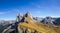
[25,12,33,19]
[41,17,55,25]
[53,18,60,25]
[16,13,24,22]
[16,12,33,22]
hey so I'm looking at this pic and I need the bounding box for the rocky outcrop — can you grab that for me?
[25,12,32,19]
[16,13,24,22]
[41,17,54,25]
[16,12,33,23]
[53,18,60,25]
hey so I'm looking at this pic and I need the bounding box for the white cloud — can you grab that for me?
[0,12,6,14]
[0,11,10,15]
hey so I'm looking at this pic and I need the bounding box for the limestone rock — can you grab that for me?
[25,12,33,19]
[16,13,23,22]
[41,17,54,25]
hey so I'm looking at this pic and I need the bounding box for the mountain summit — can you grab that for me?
[16,12,33,22]
[25,12,32,19]
[16,13,24,22]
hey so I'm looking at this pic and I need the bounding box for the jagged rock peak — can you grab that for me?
[16,12,33,22]
[16,13,24,22]
[25,11,32,18]
[18,13,23,17]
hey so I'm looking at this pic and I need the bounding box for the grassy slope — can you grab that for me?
[18,17,60,33]
[18,22,58,33]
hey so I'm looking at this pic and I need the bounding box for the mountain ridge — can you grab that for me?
[1,12,60,33]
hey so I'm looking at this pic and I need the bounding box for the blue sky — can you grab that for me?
[0,0,60,20]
